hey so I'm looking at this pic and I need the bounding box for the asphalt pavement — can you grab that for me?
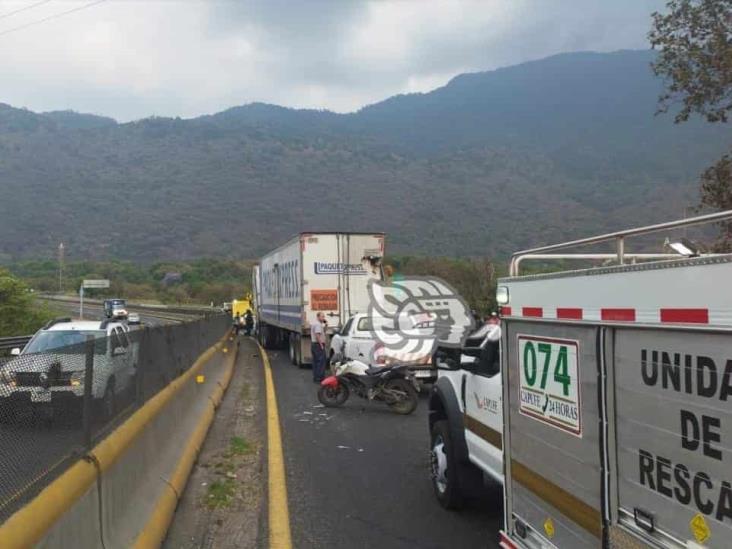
[269,348,502,549]
[44,300,174,327]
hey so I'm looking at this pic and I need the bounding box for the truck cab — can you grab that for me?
[428,323,504,508]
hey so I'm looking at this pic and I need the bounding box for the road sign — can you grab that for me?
[83,279,110,289]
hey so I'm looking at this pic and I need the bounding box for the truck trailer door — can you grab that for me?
[503,320,605,548]
[609,327,732,548]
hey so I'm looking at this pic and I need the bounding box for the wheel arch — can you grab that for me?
[429,377,469,464]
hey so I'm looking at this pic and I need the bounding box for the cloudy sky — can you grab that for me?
[0,0,667,121]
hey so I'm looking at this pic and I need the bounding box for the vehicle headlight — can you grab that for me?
[70,371,84,387]
[0,369,17,386]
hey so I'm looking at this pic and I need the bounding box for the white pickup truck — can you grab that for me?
[330,313,437,383]
[427,323,504,508]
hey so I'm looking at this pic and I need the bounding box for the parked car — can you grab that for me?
[0,317,138,420]
[330,313,436,383]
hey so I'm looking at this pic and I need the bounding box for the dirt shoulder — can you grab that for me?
[164,336,266,549]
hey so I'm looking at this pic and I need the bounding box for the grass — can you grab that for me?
[229,436,252,456]
[206,479,236,509]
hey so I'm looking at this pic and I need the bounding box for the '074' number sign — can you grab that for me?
[517,335,582,437]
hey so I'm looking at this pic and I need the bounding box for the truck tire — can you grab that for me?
[262,326,271,349]
[430,419,464,509]
[289,334,300,366]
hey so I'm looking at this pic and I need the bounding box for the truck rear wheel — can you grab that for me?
[430,420,464,509]
[289,334,301,366]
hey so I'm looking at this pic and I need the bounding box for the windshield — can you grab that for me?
[109,300,125,307]
[24,331,108,355]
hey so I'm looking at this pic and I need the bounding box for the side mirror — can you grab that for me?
[10,348,20,356]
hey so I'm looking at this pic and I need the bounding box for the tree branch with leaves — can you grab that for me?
[650,0,732,249]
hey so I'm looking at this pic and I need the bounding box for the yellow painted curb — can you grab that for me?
[0,332,231,548]
[133,344,237,548]
[258,342,293,549]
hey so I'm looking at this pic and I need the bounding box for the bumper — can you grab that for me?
[0,387,84,407]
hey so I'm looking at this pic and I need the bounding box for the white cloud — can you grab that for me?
[0,0,666,121]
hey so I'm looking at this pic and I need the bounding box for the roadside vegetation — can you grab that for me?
[5,259,253,306]
[650,0,732,249]
[0,268,57,337]
[5,255,502,315]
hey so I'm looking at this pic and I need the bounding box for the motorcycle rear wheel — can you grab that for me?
[317,383,349,407]
[384,378,418,415]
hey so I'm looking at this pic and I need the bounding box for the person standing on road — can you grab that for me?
[244,309,254,336]
[310,312,327,383]
[233,314,241,335]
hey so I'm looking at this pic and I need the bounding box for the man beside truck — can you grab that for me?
[310,312,327,382]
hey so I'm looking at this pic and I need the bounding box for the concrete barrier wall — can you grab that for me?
[1,333,237,549]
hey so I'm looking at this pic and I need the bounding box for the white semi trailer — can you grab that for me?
[253,232,384,366]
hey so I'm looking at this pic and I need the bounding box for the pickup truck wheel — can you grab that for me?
[430,420,464,509]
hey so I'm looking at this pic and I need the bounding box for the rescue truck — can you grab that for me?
[497,210,732,549]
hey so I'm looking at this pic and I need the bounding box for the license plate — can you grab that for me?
[30,389,52,403]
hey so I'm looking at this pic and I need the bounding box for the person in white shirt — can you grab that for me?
[310,312,327,382]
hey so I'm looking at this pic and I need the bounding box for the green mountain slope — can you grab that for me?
[0,50,729,262]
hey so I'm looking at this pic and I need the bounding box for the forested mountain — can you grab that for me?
[0,50,729,262]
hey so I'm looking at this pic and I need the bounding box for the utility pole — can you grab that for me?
[58,242,65,294]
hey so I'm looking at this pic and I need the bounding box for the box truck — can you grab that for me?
[253,232,384,366]
[494,210,732,549]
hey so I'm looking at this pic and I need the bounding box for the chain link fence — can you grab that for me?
[0,314,230,522]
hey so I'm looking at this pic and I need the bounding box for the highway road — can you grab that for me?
[269,348,502,549]
[41,298,187,327]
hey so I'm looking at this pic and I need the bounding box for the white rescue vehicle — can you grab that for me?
[497,211,732,549]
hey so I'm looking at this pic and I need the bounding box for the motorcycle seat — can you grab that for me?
[365,364,404,375]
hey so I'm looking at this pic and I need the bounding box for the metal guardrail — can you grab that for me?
[0,336,31,352]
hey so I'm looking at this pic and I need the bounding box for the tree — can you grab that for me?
[649,0,732,249]
[699,153,732,248]
[650,0,732,123]
[0,269,55,337]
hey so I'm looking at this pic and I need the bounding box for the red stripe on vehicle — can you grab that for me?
[500,306,512,316]
[601,308,636,321]
[499,532,519,549]
[660,308,709,324]
[522,307,543,318]
[557,308,583,320]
